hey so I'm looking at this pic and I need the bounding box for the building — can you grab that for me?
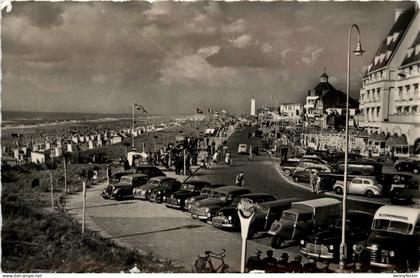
[251,98,256,116]
[358,5,419,157]
[304,69,358,127]
[31,151,50,164]
[280,103,303,122]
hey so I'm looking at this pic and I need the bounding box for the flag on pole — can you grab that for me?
[134,103,147,114]
[196,108,203,114]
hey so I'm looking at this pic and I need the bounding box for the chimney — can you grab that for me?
[395,9,404,22]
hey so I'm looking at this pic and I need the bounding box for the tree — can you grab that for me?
[79,168,95,235]
[63,152,72,194]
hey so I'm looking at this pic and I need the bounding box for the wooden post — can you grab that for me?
[63,159,67,194]
[82,179,86,235]
[50,171,54,211]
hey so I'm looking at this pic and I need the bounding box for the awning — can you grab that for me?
[369,132,386,141]
[386,135,408,146]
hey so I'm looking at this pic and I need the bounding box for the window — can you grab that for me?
[353,179,362,184]
[413,106,418,113]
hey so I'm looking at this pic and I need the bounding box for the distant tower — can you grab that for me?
[250,98,256,116]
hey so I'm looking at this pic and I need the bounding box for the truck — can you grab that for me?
[361,205,420,272]
[268,198,341,248]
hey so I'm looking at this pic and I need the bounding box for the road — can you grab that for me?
[66,126,397,272]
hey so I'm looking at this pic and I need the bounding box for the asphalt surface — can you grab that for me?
[66,126,416,272]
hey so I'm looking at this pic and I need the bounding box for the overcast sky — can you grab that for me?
[1,1,414,115]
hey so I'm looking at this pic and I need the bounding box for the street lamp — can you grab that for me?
[339,24,365,271]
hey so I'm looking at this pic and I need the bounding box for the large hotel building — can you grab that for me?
[358,5,420,156]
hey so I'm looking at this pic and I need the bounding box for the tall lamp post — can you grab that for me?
[339,24,365,271]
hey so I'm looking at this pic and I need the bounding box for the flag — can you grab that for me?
[134,103,147,114]
[196,108,203,114]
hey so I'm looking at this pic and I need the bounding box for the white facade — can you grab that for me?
[280,103,303,118]
[31,151,46,164]
[250,98,256,116]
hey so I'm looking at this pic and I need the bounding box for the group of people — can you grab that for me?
[246,250,322,273]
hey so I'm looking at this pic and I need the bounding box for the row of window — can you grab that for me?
[395,105,418,114]
[361,107,381,122]
[361,88,381,103]
[396,83,419,100]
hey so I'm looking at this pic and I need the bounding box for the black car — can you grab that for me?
[185,184,227,212]
[299,211,373,262]
[211,193,277,230]
[111,165,166,182]
[394,159,420,174]
[164,180,211,209]
[102,174,149,200]
[280,160,299,177]
[149,179,182,203]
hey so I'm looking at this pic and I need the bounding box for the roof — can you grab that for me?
[374,205,420,224]
[320,89,358,109]
[183,180,211,186]
[292,198,341,209]
[215,185,250,194]
[260,198,303,208]
[401,31,420,67]
[308,81,336,97]
[365,6,416,76]
[122,173,148,178]
[237,193,276,199]
[149,176,175,181]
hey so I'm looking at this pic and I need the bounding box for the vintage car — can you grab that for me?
[299,211,373,261]
[133,176,177,200]
[237,144,248,154]
[333,177,383,198]
[394,159,420,174]
[268,198,341,248]
[280,160,299,177]
[190,186,251,221]
[211,193,277,230]
[111,165,166,182]
[185,184,226,212]
[102,173,148,200]
[292,165,331,183]
[148,179,182,203]
[164,180,211,209]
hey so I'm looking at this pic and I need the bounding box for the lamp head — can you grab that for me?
[353,41,365,56]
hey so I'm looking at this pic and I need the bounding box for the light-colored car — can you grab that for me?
[333,177,383,198]
[237,144,248,154]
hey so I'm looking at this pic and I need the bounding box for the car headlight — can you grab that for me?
[300,240,305,245]
[177,199,181,204]
[389,250,395,257]
[163,196,166,201]
[228,216,232,221]
[158,190,162,194]
[370,244,378,251]
[207,212,212,218]
[329,245,334,250]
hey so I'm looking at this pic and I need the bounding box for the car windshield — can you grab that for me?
[281,211,297,222]
[219,193,228,201]
[201,188,211,196]
[181,184,195,192]
[120,177,132,184]
[373,219,413,235]
[209,191,220,199]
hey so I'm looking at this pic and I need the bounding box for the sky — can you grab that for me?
[1,1,415,115]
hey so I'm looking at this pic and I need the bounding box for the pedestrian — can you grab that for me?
[246,250,264,272]
[288,255,303,273]
[235,171,245,187]
[249,145,253,160]
[277,252,289,271]
[310,170,317,193]
[262,250,277,272]
[303,258,319,273]
[225,152,231,165]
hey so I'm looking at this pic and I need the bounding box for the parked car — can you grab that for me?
[248,198,302,238]
[237,144,248,154]
[190,186,251,221]
[133,176,177,200]
[292,165,331,183]
[111,165,166,182]
[299,155,328,165]
[211,193,277,230]
[102,173,148,200]
[299,211,373,261]
[164,180,211,209]
[378,173,417,197]
[268,198,341,248]
[394,159,420,174]
[148,179,182,203]
[185,184,226,212]
[333,177,383,198]
[280,160,299,177]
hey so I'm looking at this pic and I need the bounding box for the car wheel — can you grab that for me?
[335,187,343,195]
[284,169,291,176]
[115,193,122,201]
[271,235,283,249]
[294,176,299,182]
[365,190,374,198]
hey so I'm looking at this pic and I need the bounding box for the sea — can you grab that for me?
[1,111,177,130]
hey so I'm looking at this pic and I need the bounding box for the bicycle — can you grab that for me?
[194,249,229,273]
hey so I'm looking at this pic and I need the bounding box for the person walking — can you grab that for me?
[248,145,253,161]
[310,170,318,193]
[235,171,245,187]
